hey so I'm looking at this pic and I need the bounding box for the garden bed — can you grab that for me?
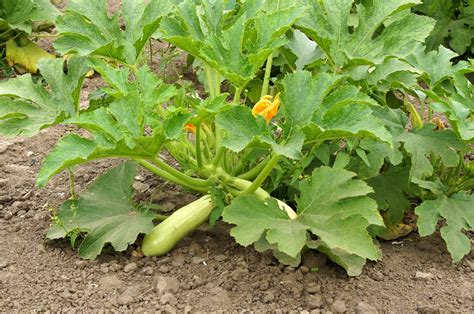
[0,126,473,312]
[1,0,473,312]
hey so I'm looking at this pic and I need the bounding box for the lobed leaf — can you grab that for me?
[297,167,384,228]
[280,71,392,144]
[47,162,155,260]
[55,0,174,64]
[0,57,89,137]
[406,45,472,86]
[349,139,403,180]
[398,124,466,180]
[308,240,367,276]
[415,192,474,262]
[215,105,304,159]
[161,0,306,87]
[223,196,308,258]
[223,166,383,274]
[367,165,411,226]
[37,132,164,188]
[297,0,435,68]
[414,0,474,55]
[0,0,59,33]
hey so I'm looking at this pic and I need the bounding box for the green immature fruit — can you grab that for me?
[141,195,215,256]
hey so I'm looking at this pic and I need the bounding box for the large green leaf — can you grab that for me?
[406,45,471,86]
[223,166,383,274]
[297,0,435,69]
[415,192,474,262]
[367,165,411,225]
[349,138,403,179]
[0,0,59,33]
[281,70,343,128]
[0,57,89,137]
[223,196,308,258]
[215,105,268,152]
[308,240,366,276]
[160,0,306,87]
[285,29,322,70]
[37,132,164,188]
[441,74,474,141]
[413,0,474,54]
[398,124,466,180]
[35,64,179,187]
[215,106,304,159]
[280,71,392,143]
[366,58,421,92]
[297,167,384,228]
[54,0,174,64]
[47,162,155,260]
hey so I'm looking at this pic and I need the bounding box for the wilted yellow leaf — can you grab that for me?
[6,39,55,73]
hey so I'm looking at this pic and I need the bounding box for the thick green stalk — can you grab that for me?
[149,39,153,67]
[151,157,210,188]
[238,155,271,180]
[138,160,210,192]
[233,88,242,104]
[205,64,215,98]
[214,69,220,96]
[223,151,231,173]
[68,168,76,199]
[212,146,226,166]
[243,154,280,195]
[261,53,274,98]
[195,122,203,168]
[225,177,270,200]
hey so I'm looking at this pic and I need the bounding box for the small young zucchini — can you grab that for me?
[141,195,214,256]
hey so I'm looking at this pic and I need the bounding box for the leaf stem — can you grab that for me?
[151,157,210,188]
[205,64,215,98]
[212,146,226,166]
[261,53,274,98]
[225,177,270,200]
[214,69,220,96]
[138,160,209,192]
[28,34,58,38]
[149,39,153,67]
[233,88,242,104]
[68,168,76,199]
[243,154,280,195]
[195,122,203,168]
[238,155,271,180]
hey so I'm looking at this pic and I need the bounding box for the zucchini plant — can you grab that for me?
[0,0,472,276]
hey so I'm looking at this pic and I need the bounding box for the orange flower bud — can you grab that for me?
[185,123,196,134]
[252,93,280,123]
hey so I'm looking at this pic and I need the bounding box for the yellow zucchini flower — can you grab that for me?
[252,93,281,123]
